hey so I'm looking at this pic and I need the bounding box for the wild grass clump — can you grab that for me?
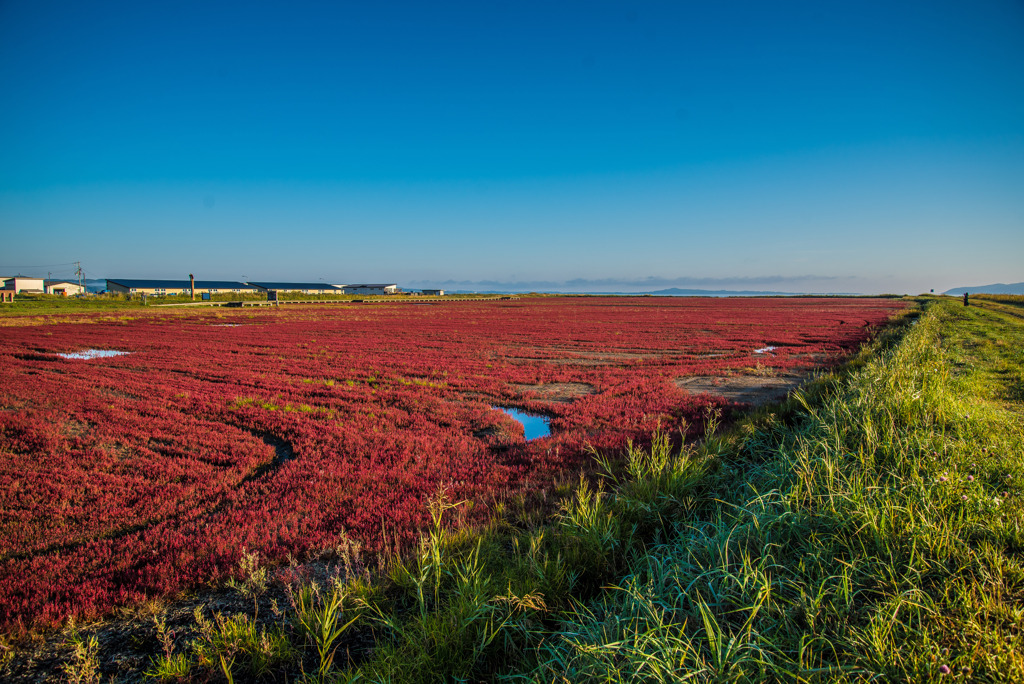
[145,608,295,683]
[973,293,1024,308]
[290,579,360,679]
[61,628,102,684]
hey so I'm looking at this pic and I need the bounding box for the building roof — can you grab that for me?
[246,282,343,290]
[106,279,255,289]
[45,280,81,286]
[345,283,398,288]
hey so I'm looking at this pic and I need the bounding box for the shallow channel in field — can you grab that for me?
[494,407,551,440]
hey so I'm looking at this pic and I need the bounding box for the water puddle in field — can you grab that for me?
[58,349,130,360]
[495,407,551,440]
[753,346,777,354]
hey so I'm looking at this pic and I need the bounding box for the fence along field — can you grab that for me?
[0,296,904,630]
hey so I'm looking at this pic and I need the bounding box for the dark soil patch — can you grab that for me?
[511,382,597,403]
[241,431,295,483]
[675,374,806,407]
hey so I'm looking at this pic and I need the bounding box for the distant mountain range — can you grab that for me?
[944,282,1024,295]
[647,287,801,296]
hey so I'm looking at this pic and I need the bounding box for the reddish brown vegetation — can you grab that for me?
[0,296,903,629]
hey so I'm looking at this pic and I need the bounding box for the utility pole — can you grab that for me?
[190,273,195,301]
[48,271,51,294]
[74,261,84,294]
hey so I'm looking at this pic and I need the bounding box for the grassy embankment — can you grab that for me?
[61,297,1024,681]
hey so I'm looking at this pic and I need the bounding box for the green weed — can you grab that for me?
[61,628,102,684]
[290,581,359,680]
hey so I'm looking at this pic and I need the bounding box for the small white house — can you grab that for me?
[421,289,445,296]
[45,280,85,296]
[2,276,45,293]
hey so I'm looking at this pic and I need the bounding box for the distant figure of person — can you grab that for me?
[963,292,969,307]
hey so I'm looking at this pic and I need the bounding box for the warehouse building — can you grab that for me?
[246,282,343,295]
[339,283,399,295]
[106,279,256,296]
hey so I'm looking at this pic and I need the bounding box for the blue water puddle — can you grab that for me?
[495,407,551,440]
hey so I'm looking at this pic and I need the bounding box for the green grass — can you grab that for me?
[0,293,145,315]
[0,291,516,318]
[133,296,1024,682]
[972,294,1024,309]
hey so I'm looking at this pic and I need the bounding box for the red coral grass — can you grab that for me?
[0,296,904,629]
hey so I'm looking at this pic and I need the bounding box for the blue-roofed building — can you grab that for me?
[246,282,343,294]
[106,279,256,296]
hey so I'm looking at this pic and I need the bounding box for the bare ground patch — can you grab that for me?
[96,387,140,401]
[511,382,597,402]
[791,352,829,363]
[501,348,661,367]
[60,419,91,438]
[694,349,732,358]
[675,374,806,407]
[504,356,618,367]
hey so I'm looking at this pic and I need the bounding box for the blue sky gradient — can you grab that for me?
[2,1,1022,293]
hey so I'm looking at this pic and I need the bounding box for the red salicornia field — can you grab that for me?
[0,296,904,630]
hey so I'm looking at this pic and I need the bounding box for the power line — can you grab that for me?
[0,261,80,270]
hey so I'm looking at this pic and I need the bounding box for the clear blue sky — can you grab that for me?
[2,0,1022,293]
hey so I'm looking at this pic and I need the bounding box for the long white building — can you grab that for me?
[247,281,343,294]
[337,284,399,295]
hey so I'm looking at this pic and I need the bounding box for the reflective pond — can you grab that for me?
[495,407,551,440]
